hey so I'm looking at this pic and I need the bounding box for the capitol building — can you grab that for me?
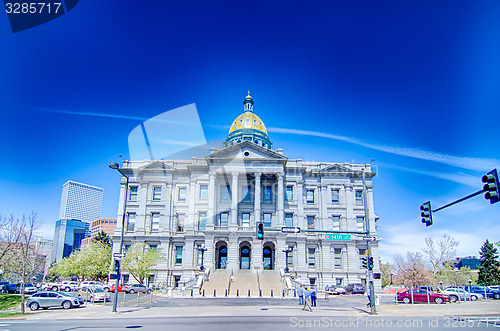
[112,92,380,292]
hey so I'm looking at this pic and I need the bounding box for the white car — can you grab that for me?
[79,281,110,291]
[442,288,483,302]
[60,281,80,292]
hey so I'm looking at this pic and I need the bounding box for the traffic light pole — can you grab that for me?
[432,189,484,213]
[362,167,376,315]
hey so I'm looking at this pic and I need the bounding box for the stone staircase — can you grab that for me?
[229,270,259,297]
[201,270,230,297]
[259,270,284,297]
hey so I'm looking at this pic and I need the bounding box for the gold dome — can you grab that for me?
[228,112,268,134]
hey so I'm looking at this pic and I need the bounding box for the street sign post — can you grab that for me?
[325,234,351,241]
[362,236,377,241]
[113,253,126,259]
[281,227,300,233]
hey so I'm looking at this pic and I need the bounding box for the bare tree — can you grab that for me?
[422,233,459,284]
[393,252,432,288]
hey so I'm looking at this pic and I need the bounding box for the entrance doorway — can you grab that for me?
[216,244,228,269]
[263,244,274,270]
[240,245,251,269]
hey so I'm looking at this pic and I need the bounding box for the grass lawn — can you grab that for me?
[0,295,22,310]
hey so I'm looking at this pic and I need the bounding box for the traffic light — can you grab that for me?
[257,223,264,240]
[114,259,120,273]
[420,201,433,227]
[482,169,499,204]
[368,257,374,270]
[373,273,381,279]
[361,257,368,269]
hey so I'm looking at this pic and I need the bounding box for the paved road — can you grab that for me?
[1,315,500,331]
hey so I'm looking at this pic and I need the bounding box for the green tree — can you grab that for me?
[422,233,459,285]
[49,241,112,281]
[379,260,393,288]
[92,230,112,247]
[121,243,164,284]
[477,239,500,286]
[436,264,478,286]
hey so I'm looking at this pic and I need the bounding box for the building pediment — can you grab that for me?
[138,161,175,172]
[207,141,287,163]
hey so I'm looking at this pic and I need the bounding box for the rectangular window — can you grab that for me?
[356,216,364,232]
[219,212,229,227]
[151,213,160,232]
[331,189,340,203]
[307,215,315,230]
[355,190,363,205]
[263,213,272,227]
[287,248,293,266]
[129,187,138,202]
[336,278,343,286]
[285,213,293,227]
[199,185,208,199]
[308,248,316,266]
[285,186,293,201]
[263,186,272,201]
[359,248,366,268]
[153,187,161,201]
[198,212,207,231]
[332,216,341,231]
[306,190,314,203]
[334,248,342,268]
[149,245,157,252]
[241,213,250,227]
[178,188,187,202]
[175,246,183,264]
[221,185,230,201]
[127,213,136,232]
[177,214,185,232]
[242,186,251,201]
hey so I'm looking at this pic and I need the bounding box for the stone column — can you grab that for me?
[321,184,328,230]
[207,172,216,229]
[277,172,284,227]
[345,185,354,231]
[254,172,261,224]
[184,239,195,270]
[296,180,304,229]
[136,184,148,233]
[231,172,238,226]
[252,239,262,270]
[187,179,196,231]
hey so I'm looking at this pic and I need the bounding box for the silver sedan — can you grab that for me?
[26,291,84,310]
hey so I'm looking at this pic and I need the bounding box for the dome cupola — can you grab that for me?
[224,92,273,149]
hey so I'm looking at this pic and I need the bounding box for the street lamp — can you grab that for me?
[282,246,293,273]
[109,162,130,313]
[198,244,207,271]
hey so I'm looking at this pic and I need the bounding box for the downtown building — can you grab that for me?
[111,93,380,290]
[52,180,103,261]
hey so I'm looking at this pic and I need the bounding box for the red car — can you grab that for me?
[110,283,128,293]
[397,289,450,304]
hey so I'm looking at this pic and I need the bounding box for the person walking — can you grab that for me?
[324,284,329,300]
[297,285,304,305]
[311,286,317,307]
[302,287,313,312]
[366,286,371,308]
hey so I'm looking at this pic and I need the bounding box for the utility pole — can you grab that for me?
[362,165,376,314]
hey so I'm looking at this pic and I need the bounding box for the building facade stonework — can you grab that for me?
[112,93,380,289]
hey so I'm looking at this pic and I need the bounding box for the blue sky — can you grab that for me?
[1,0,499,263]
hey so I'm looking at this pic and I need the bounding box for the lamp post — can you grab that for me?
[283,246,293,273]
[198,244,207,271]
[109,162,130,313]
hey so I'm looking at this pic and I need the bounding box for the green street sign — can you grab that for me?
[325,234,351,241]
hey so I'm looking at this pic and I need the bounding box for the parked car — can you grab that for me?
[488,285,500,292]
[41,282,62,291]
[79,281,110,291]
[15,283,38,294]
[26,291,84,310]
[77,287,110,302]
[397,289,451,304]
[123,284,152,294]
[441,288,483,302]
[60,281,80,292]
[110,283,128,293]
[327,285,346,295]
[462,285,500,300]
[344,284,365,294]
